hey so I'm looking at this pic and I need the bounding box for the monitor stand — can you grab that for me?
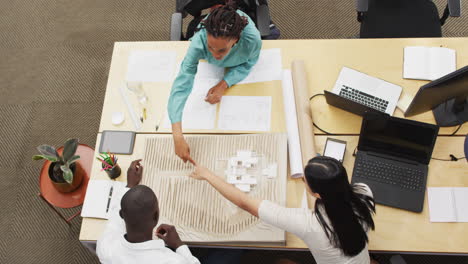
[433,97,468,127]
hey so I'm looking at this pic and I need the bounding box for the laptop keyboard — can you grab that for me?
[354,156,425,191]
[339,85,389,112]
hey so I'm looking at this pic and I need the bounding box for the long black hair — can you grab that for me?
[304,156,376,256]
[198,0,248,39]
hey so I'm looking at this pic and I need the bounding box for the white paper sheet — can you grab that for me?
[181,78,219,129]
[301,189,308,209]
[453,187,468,222]
[162,78,219,130]
[218,96,271,131]
[282,70,303,178]
[238,49,283,84]
[403,46,456,81]
[81,180,126,219]
[427,187,468,223]
[126,50,177,82]
[195,61,225,80]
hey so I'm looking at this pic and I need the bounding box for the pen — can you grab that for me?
[105,186,114,213]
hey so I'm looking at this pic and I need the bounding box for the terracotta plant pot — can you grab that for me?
[48,162,84,193]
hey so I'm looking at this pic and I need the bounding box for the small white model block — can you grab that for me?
[237,150,252,158]
[235,184,251,192]
[241,176,257,185]
[262,163,278,179]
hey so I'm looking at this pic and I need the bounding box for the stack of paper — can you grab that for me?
[427,187,468,222]
[403,46,456,81]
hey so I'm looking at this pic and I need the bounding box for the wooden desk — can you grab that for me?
[99,38,468,135]
[82,38,468,254]
[79,134,468,254]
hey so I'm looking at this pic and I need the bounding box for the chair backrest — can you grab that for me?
[182,0,224,17]
[359,0,442,38]
[179,0,274,39]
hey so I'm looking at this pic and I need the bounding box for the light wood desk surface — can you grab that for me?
[80,133,468,254]
[100,38,468,135]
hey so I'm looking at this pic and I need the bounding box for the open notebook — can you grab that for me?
[427,187,468,222]
[403,46,456,81]
[81,180,127,219]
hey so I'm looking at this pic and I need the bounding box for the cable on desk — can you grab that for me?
[431,154,465,162]
[309,93,335,135]
[450,124,463,136]
[309,93,324,102]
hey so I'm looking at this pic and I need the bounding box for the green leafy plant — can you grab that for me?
[32,138,80,184]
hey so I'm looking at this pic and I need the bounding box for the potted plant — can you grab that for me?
[32,138,83,193]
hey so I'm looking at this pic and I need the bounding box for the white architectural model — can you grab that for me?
[142,134,287,244]
[224,150,277,193]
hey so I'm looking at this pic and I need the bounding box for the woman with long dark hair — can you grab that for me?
[190,156,376,263]
[168,0,262,164]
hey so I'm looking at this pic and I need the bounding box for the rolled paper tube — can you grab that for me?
[291,60,317,171]
[281,69,304,178]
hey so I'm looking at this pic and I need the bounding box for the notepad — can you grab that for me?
[403,46,456,81]
[81,180,127,219]
[427,187,468,222]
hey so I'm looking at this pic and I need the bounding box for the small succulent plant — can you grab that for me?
[32,138,80,184]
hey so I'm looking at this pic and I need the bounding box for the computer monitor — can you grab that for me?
[404,65,468,127]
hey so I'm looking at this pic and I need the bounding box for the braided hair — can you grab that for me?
[199,0,248,39]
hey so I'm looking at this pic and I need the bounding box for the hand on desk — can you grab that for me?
[205,80,228,104]
[156,224,184,250]
[127,159,143,188]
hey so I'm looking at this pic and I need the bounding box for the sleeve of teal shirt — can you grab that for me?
[167,33,205,124]
[223,29,262,87]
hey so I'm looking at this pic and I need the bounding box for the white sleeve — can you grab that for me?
[96,187,130,262]
[258,200,312,238]
[175,245,201,264]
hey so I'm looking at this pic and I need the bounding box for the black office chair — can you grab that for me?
[356,0,461,38]
[170,0,275,41]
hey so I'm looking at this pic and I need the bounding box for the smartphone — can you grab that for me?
[323,138,347,163]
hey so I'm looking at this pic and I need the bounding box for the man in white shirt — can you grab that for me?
[97,159,200,264]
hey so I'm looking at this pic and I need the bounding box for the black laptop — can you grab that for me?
[351,112,439,212]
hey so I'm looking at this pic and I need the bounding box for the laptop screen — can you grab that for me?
[358,114,439,164]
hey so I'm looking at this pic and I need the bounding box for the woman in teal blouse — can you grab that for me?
[167,2,262,163]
